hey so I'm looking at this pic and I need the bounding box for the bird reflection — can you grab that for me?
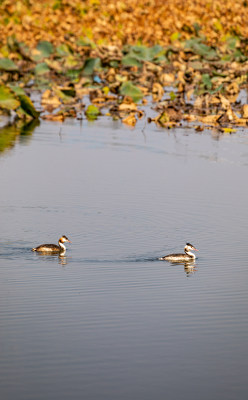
[166,260,197,276]
[183,261,197,277]
[33,251,69,266]
[58,253,68,266]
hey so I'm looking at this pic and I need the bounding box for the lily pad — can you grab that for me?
[35,62,50,75]
[201,74,212,90]
[56,44,72,56]
[83,57,101,76]
[0,85,20,110]
[185,38,218,60]
[119,81,143,102]
[121,55,142,68]
[0,58,18,71]
[36,40,54,59]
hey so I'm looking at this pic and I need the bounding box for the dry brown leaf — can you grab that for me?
[241,104,248,118]
[198,115,219,124]
[177,70,185,84]
[92,97,109,105]
[42,113,64,121]
[184,114,197,122]
[152,82,164,102]
[219,94,230,110]
[122,113,137,126]
[119,103,137,112]
[186,88,194,101]
[160,73,175,86]
[41,95,61,108]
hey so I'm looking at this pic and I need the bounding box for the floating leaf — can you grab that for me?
[85,104,100,119]
[185,38,218,60]
[127,45,163,62]
[35,62,50,75]
[36,41,54,58]
[18,95,40,119]
[66,69,82,80]
[8,85,25,96]
[169,91,176,100]
[121,55,142,68]
[201,74,212,90]
[55,89,75,104]
[83,58,101,75]
[171,32,180,41]
[119,81,143,102]
[64,55,79,68]
[122,113,137,126]
[221,127,236,133]
[0,57,18,71]
[56,44,72,56]
[0,85,20,110]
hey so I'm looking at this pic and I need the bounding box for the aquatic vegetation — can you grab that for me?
[0,0,248,130]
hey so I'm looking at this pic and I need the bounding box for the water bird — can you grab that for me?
[32,235,71,253]
[159,243,198,262]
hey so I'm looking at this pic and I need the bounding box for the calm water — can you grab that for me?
[1,118,248,400]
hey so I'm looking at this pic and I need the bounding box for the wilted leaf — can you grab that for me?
[158,112,170,124]
[119,102,137,112]
[0,58,18,71]
[199,115,219,124]
[160,73,175,86]
[0,85,20,110]
[241,104,248,118]
[42,113,65,121]
[152,82,164,102]
[122,113,137,126]
[119,81,143,102]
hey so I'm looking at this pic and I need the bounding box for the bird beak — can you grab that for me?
[194,248,199,251]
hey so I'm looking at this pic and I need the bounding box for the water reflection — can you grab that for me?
[165,260,197,277]
[0,119,39,153]
[184,262,197,277]
[33,252,69,266]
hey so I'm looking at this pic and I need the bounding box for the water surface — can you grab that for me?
[1,118,248,400]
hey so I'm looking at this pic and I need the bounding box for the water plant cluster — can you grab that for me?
[0,0,248,133]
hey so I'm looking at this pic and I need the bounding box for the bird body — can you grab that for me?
[159,243,198,262]
[32,235,71,253]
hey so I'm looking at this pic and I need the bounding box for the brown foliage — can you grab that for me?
[1,0,248,49]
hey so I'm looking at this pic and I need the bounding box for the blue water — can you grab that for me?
[0,118,248,400]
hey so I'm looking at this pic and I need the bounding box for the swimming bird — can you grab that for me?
[159,243,198,262]
[32,235,71,253]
